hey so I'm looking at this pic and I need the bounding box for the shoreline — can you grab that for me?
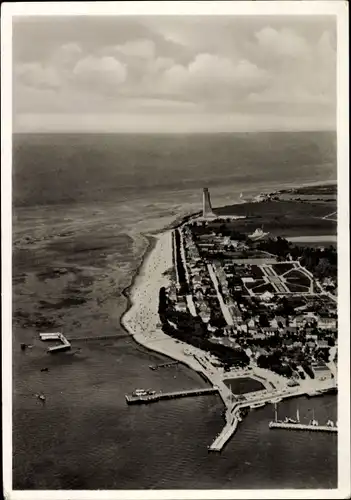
[119,179,337,439]
[119,177,337,364]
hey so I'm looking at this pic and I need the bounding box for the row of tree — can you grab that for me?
[159,288,249,368]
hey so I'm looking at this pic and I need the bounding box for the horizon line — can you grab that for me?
[12,129,337,135]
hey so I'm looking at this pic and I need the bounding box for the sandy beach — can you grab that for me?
[121,229,206,373]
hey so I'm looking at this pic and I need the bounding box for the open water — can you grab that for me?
[12,131,337,489]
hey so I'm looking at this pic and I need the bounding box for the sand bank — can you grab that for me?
[287,235,337,243]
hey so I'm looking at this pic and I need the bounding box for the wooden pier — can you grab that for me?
[125,387,218,405]
[208,416,239,452]
[269,421,337,432]
[39,332,71,353]
[149,361,179,370]
[68,334,130,342]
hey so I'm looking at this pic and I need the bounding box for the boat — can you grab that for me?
[133,389,148,396]
[306,389,322,397]
[309,409,319,426]
[270,403,337,432]
[35,393,46,402]
[284,417,298,424]
[250,402,266,409]
[283,409,299,423]
[132,388,157,397]
[270,397,282,404]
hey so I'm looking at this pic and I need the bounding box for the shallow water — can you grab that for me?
[12,131,337,489]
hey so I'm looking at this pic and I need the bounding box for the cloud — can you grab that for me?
[114,39,156,60]
[160,53,269,97]
[51,42,83,68]
[255,27,309,58]
[72,55,127,88]
[12,17,336,132]
[15,62,61,89]
[249,28,336,108]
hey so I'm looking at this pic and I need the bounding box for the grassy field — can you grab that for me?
[214,199,337,238]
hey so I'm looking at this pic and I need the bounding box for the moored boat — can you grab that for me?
[250,402,266,409]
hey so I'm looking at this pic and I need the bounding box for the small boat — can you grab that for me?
[306,390,322,397]
[40,367,49,372]
[250,402,266,409]
[284,417,298,424]
[270,397,282,404]
[309,408,318,426]
[35,393,46,402]
[132,389,148,396]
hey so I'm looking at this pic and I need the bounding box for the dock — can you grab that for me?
[125,387,218,405]
[269,421,337,432]
[208,416,239,452]
[149,361,179,371]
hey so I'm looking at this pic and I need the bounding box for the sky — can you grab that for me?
[12,15,337,133]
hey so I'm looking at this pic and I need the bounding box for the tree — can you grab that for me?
[259,313,270,328]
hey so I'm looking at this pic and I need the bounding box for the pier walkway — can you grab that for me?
[126,387,218,405]
[269,421,337,432]
[209,413,239,452]
[39,332,71,352]
[68,334,130,342]
[149,361,179,370]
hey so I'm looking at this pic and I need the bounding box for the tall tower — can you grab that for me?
[202,188,216,218]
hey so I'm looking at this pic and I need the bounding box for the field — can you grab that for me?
[231,262,313,297]
[285,283,309,293]
[252,283,275,294]
[284,269,311,287]
[272,263,295,275]
[215,200,337,238]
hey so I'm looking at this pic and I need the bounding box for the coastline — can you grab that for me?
[120,229,209,374]
[120,178,337,366]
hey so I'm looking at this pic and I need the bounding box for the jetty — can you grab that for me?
[68,334,130,342]
[269,421,337,432]
[268,403,337,433]
[39,332,71,353]
[125,387,218,405]
[149,361,179,370]
[208,413,239,452]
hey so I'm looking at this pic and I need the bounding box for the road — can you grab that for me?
[207,263,234,326]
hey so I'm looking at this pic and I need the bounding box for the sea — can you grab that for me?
[12,131,337,490]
